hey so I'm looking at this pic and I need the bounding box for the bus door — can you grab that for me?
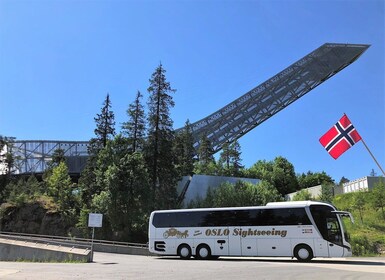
[326,217,344,257]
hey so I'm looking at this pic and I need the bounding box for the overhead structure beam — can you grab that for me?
[178,43,369,153]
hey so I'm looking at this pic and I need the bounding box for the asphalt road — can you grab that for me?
[1,252,385,280]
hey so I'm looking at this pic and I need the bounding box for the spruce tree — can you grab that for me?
[89,93,116,154]
[194,134,217,175]
[79,94,116,207]
[173,120,195,177]
[145,63,177,210]
[218,140,243,177]
[122,91,146,153]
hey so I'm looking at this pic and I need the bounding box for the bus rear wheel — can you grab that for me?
[196,244,211,260]
[294,244,313,262]
[177,244,192,259]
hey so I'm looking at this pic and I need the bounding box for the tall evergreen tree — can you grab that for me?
[89,93,116,154]
[79,94,116,207]
[0,136,17,202]
[218,140,243,177]
[122,91,146,153]
[145,63,178,210]
[196,133,215,165]
[173,120,195,177]
[194,133,217,175]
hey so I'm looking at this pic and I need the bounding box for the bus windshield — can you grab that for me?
[309,205,344,246]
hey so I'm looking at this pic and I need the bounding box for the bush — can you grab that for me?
[350,234,379,256]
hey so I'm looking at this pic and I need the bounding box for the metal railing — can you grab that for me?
[0,231,148,249]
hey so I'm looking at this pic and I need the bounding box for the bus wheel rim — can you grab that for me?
[199,248,209,258]
[180,247,190,257]
[298,248,309,260]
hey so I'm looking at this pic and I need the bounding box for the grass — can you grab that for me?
[333,192,385,256]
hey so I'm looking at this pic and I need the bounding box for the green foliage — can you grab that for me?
[5,175,43,206]
[79,95,116,208]
[122,90,146,153]
[371,180,385,219]
[217,140,243,177]
[145,63,178,210]
[189,180,282,208]
[173,120,195,177]
[92,93,116,150]
[352,191,366,224]
[194,133,215,174]
[44,162,75,211]
[297,171,334,190]
[292,189,313,201]
[350,234,380,256]
[333,190,385,256]
[246,157,298,195]
[318,184,334,203]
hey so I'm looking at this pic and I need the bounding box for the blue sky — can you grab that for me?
[0,0,384,183]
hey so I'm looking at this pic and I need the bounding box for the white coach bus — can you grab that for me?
[148,201,354,261]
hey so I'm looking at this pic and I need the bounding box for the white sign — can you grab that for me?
[88,213,103,228]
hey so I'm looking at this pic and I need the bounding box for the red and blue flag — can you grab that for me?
[319,114,361,159]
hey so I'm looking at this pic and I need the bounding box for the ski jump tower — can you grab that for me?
[179,43,369,153]
[5,43,369,175]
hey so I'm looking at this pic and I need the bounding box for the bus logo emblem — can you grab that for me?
[163,228,189,238]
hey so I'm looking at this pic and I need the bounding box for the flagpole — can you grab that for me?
[360,137,385,176]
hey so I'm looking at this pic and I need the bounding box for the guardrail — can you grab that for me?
[0,231,149,255]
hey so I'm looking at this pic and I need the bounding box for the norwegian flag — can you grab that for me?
[319,114,362,159]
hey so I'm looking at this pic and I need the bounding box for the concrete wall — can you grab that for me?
[286,185,322,201]
[0,238,91,262]
[92,243,150,256]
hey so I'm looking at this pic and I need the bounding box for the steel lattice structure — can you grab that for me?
[2,43,369,175]
[5,140,89,174]
[180,43,369,153]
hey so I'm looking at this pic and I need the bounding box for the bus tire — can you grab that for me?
[196,244,211,260]
[177,244,192,259]
[294,244,313,262]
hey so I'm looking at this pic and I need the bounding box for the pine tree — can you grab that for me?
[145,63,177,210]
[122,91,146,153]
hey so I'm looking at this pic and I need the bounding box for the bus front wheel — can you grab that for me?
[294,244,313,262]
[177,244,192,259]
[196,244,211,260]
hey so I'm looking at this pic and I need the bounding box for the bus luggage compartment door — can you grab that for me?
[228,227,242,256]
[241,237,257,256]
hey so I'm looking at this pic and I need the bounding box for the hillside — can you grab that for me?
[333,191,385,256]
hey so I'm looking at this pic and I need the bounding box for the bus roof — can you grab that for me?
[266,201,331,207]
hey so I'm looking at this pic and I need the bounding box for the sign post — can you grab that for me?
[88,213,103,262]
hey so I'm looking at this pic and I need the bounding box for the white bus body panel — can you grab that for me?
[148,202,353,259]
[149,225,331,258]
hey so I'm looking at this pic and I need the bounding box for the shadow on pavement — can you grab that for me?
[155,256,385,266]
